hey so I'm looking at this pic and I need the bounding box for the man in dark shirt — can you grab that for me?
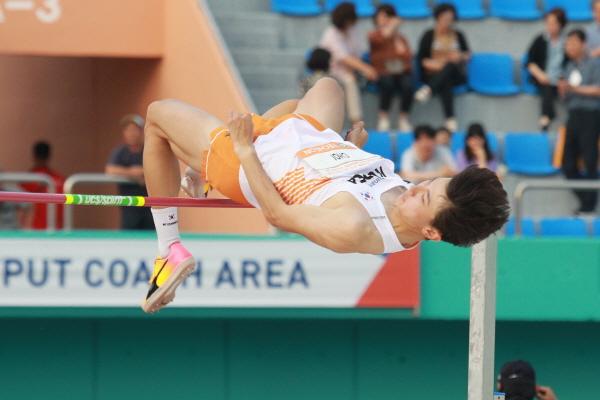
[558,29,600,213]
[105,114,154,230]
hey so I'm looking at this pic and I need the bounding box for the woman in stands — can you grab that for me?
[319,2,378,124]
[368,4,414,132]
[415,3,470,132]
[456,122,497,172]
[526,7,568,131]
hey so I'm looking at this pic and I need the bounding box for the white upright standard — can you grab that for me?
[467,235,498,400]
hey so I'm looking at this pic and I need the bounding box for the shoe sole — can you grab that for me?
[141,257,195,313]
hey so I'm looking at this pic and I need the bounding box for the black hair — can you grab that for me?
[432,166,509,247]
[413,124,436,141]
[33,141,51,161]
[331,2,358,30]
[545,7,567,30]
[433,3,457,21]
[464,122,494,163]
[373,3,397,23]
[306,47,331,72]
[567,28,586,42]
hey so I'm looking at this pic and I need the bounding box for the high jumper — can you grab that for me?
[142,77,509,312]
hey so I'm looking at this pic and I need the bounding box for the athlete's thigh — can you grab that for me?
[147,99,223,168]
[294,77,345,133]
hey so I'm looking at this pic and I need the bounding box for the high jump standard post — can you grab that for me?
[468,235,498,400]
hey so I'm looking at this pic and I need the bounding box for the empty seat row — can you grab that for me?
[505,217,600,237]
[363,131,559,175]
[272,0,593,21]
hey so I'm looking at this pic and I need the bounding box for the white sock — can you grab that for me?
[151,207,180,257]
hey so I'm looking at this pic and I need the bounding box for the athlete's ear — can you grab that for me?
[422,226,442,241]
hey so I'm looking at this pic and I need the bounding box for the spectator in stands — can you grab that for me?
[456,123,497,172]
[368,4,413,132]
[415,3,470,132]
[435,126,452,148]
[106,114,154,230]
[526,7,568,131]
[299,47,332,95]
[401,124,457,183]
[586,0,600,58]
[558,29,600,214]
[21,141,65,230]
[497,360,558,400]
[319,2,378,124]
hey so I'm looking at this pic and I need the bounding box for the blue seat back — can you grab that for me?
[388,0,431,18]
[504,133,555,174]
[490,0,541,20]
[324,0,375,17]
[543,0,592,21]
[539,218,588,237]
[272,0,323,16]
[364,131,393,161]
[468,53,517,91]
[593,219,600,236]
[505,217,536,237]
[520,54,538,95]
[397,134,415,167]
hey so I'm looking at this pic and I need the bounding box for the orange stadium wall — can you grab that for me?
[0,0,269,233]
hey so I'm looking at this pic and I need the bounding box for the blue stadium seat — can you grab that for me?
[468,53,520,95]
[543,0,593,22]
[272,0,323,16]
[388,0,431,19]
[490,0,542,21]
[450,132,499,155]
[436,0,486,20]
[325,0,375,17]
[520,54,538,95]
[539,217,588,237]
[505,217,536,237]
[397,133,414,167]
[504,133,559,175]
[593,219,600,236]
[364,131,393,160]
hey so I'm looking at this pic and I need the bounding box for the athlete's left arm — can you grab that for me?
[229,112,368,253]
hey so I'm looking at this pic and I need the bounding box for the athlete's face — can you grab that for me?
[397,177,450,241]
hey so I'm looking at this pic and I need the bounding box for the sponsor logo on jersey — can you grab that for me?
[347,166,386,185]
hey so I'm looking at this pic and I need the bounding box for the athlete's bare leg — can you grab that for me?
[294,77,345,133]
[262,99,299,119]
[143,100,223,201]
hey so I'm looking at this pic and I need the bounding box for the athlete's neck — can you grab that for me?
[381,187,423,247]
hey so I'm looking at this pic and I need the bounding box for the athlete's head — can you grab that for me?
[396,166,509,246]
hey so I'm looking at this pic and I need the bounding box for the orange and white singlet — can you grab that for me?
[239,115,413,254]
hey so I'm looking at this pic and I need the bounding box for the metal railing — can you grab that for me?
[63,173,137,231]
[0,172,57,231]
[513,179,600,235]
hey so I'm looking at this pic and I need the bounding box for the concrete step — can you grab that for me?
[250,88,300,113]
[205,0,271,13]
[221,28,280,49]
[231,48,305,70]
[240,66,299,90]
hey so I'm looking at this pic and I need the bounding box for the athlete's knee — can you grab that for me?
[314,77,343,96]
[145,99,178,137]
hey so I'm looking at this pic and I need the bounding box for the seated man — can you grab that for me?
[142,77,509,313]
[401,124,457,183]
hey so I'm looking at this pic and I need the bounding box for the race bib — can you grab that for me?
[296,142,382,177]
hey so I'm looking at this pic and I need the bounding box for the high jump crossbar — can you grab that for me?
[0,191,251,209]
[468,236,498,400]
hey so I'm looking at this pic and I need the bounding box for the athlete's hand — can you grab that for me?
[228,111,255,157]
[345,121,368,149]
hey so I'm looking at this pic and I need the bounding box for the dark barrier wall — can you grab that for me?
[0,234,599,399]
